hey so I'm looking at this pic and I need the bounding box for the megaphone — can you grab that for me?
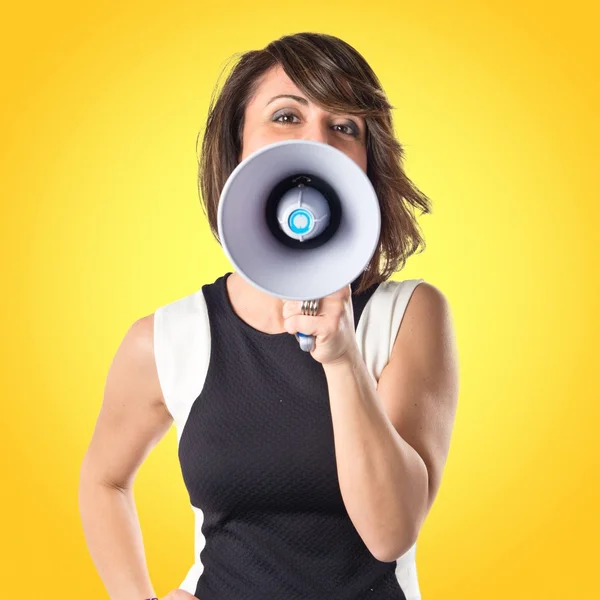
[217,139,381,352]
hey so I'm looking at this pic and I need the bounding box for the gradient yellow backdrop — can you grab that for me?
[1,1,598,598]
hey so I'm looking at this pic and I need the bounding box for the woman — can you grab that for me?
[79,32,459,600]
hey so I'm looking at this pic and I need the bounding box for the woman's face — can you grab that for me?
[240,65,367,172]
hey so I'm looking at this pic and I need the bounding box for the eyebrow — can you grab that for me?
[266,94,309,106]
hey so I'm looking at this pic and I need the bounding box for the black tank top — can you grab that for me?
[174,272,408,599]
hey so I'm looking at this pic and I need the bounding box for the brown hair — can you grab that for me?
[197,32,431,294]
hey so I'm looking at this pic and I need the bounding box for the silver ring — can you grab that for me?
[301,299,319,316]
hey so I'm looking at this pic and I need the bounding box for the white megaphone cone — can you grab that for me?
[217,139,381,353]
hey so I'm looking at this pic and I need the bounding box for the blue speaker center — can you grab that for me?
[288,208,314,235]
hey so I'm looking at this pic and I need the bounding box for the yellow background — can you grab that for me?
[1,1,598,598]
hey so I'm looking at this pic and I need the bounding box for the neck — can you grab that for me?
[228,271,287,334]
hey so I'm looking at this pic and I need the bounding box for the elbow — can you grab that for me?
[78,454,130,495]
[369,529,418,563]
[372,479,430,562]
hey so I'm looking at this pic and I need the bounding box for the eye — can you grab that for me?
[272,110,301,125]
[332,122,359,137]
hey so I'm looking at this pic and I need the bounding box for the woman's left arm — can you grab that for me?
[322,283,460,562]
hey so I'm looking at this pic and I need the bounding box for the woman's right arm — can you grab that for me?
[78,314,174,600]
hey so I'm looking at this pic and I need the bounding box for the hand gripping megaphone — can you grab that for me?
[217,139,381,352]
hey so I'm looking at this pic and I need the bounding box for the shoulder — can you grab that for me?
[120,314,156,365]
[360,277,430,332]
[110,313,166,411]
[391,279,458,370]
[151,288,213,424]
[365,277,456,366]
[115,290,205,415]
[375,278,450,331]
[355,277,436,382]
[398,281,452,330]
[401,281,450,326]
[411,280,448,306]
[153,288,209,348]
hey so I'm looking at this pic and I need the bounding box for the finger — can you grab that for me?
[283,315,322,337]
[281,299,303,320]
[284,315,341,340]
[282,296,342,320]
[282,299,326,319]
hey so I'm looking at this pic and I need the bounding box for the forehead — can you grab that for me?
[249,65,302,103]
[246,64,366,125]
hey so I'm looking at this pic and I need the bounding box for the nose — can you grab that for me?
[301,121,331,145]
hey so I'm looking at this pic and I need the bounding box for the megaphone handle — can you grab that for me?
[295,333,315,352]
